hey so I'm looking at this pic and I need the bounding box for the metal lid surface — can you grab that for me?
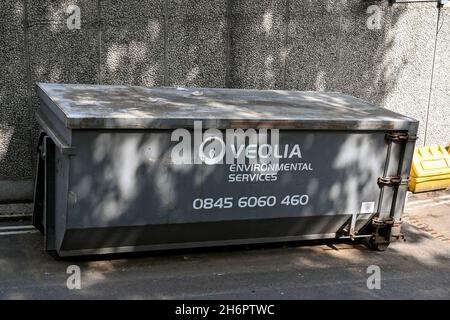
[37,83,418,130]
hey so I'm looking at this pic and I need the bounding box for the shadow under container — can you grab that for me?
[33,83,418,257]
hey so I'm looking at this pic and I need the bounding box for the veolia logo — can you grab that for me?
[170,121,302,165]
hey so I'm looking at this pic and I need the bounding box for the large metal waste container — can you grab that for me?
[33,83,418,257]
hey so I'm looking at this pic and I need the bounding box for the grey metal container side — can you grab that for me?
[33,83,418,257]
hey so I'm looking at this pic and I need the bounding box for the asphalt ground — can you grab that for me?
[0,190,449,299]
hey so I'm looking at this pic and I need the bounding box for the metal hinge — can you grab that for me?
[371,217,395,227]
[377,176,408,187]
[38,135,52,161]
[385,132,417,143]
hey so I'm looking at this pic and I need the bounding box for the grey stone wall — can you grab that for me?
[0,0,449,202]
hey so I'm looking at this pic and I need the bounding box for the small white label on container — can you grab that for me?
[360,202,375,214]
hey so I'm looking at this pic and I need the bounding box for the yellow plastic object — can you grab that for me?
[408,145,450,193]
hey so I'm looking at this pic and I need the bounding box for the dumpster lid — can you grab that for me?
[37,83,418,130]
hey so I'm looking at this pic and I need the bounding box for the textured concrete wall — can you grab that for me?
[286,0,341,91]
[0,0,32,202]
[381,2,439,147]
[101,0,165,86]
[167,0,228,87]
[426,7,450,146]
[334,0,394,105]
[229,0,287,89]
[0,0,449,202]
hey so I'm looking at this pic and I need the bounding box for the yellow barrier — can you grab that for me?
[408,145,450,193]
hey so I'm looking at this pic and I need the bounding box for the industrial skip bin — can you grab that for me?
[33,83,418,257]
